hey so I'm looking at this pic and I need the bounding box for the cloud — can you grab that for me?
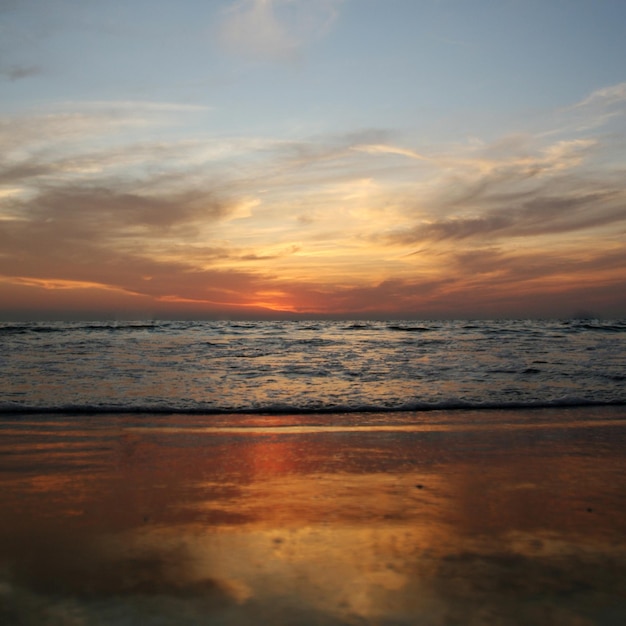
[0,160,53,185]
[381,129,626,246]
[229,128,427,201]
[15,185,230,233]
[449,246,626,285]
[218,0,340,62]
[441,246,626,317]
[0,102,218,195]
[390,188,626,244]
[0,192,283,317]
[0,181,234,283]
[63,100,211,114]
[351,144,430,161]
[0,63,42,81]
[287,277,456,315]
[0,101,209,150]
[548,82,626,137]
[571,82,626,111]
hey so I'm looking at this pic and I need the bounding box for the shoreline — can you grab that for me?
[2,399,626,417]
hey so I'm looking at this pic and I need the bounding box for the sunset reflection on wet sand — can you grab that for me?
[1,408,626,625]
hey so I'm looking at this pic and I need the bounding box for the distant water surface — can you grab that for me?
[1,319,625,414]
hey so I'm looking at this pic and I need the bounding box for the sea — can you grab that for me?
[1,318,625,414]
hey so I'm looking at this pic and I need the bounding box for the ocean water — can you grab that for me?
[1,318,625,414]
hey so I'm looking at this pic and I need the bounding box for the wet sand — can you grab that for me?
[1,407,626,625]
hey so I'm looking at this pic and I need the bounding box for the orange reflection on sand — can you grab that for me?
[1,411,626,625]
[240,436,302,477]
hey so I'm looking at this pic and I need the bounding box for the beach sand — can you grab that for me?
[1,407,626,625]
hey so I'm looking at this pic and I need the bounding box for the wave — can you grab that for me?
[0,322,161,335]
[2,319,624,334]
[2,398,625,416]
[575,323,626,333]
[387,324,433,333]
[0,325,65,335]
[561,320,626,333]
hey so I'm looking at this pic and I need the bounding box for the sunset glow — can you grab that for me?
[1,1,626,319]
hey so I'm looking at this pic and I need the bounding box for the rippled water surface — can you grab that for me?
[2,319,625,412]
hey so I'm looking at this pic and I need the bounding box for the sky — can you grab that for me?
[1,0,626,320]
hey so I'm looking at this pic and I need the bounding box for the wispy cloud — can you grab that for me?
[0,102,218,194]
[571,82,626,111]
[393,190,626,243]
[351,144,430,161]
[546,82,626,137]
[218,0,341,62]
[381,130,625,246]
[387,182,626,245]
[0,63,42,81]
[0,104,192,156]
